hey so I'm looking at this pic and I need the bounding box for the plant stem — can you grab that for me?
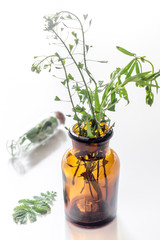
[52,28,97,122]
[144,59,154,73]
[36,55,55,67]
[60,59,81,130]
[66,11,97,87]
[99,77,118,119]
[137,59,142,72]
[87,178,94,199]
[97,160,99,182]
[72,160,81,185]
[103,158,108,200]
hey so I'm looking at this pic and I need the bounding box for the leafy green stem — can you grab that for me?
[137,59,142,72]
[64,11,97,87]
[13,191,56,224]
[99,73,121,116]
[60,58,81,130]
[33,55,55,67]
[52,27,97,123]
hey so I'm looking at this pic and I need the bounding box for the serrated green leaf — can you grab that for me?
[13,205,31,212]
[20,215,28,224]
[28,212,37,222]
[33,196,42,201]
[13,212,28,224]
[18,199,36,205]
[32,206,47,215]
[13,191,56,224]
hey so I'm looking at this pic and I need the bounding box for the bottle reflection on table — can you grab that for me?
[65,218,118,240]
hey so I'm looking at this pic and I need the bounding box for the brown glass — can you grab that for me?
[62,125,120,228]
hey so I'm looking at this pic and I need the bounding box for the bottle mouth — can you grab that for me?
[55,112,65,125]
[69,124,113,144]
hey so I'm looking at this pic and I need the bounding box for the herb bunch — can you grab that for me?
[32,11,160,138]
[13,191,56,224]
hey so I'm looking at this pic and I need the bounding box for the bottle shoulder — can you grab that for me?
[62,147,120,168]
[109,148,120,165]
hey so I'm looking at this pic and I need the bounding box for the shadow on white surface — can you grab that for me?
[65,219,118,240]
[65,217,134,240]
[9,129,67,174]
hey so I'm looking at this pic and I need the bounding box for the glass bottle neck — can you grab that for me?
[71,140,110,156]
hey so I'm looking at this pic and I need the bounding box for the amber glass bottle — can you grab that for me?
[62,124,120,228]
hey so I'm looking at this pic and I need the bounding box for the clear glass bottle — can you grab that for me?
[7,112,65,158]
[62,123,120,228]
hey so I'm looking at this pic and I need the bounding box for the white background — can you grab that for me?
[0,0,160,239]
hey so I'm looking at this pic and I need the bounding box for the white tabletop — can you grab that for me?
[1,0,160,239]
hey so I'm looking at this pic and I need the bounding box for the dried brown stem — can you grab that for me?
[103,158,108,200]
[72,160,81,185]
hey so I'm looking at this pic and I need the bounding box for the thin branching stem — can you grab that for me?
[60,59,81,130]
[35,55,55,66]
[144,59,154,73]
[60,11,97,87]
[52,28,96,122]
